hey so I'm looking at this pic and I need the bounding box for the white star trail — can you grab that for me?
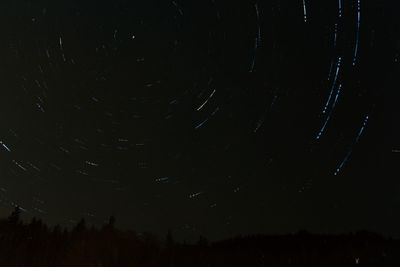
[353,0,361,66]
[0,141,11,152]
[302,0,307,22]
[334,115,369,175]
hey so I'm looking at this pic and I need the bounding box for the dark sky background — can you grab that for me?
[0,0,398,241]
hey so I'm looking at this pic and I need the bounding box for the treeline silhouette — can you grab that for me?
[0,207,399,267]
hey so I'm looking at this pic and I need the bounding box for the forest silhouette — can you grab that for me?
[0,206,398,267]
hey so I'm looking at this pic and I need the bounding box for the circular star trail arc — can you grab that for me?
[0,0,384,239]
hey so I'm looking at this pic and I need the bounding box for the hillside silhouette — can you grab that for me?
[0,206,398,267]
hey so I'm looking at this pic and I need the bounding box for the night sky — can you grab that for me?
[0,0,398,241]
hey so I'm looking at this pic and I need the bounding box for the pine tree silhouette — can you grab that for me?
[74,218,86,233]
[8,206,21,225]
[108,215,116,228]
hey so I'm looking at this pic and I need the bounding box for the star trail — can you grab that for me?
[0,0,397,240]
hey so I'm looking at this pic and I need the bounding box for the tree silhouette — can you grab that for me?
[73,218,86,233]
[8,206,21,225]
[0,208,398,267]
[108,215,116,228]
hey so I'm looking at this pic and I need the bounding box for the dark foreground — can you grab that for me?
[0,208,399,267]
